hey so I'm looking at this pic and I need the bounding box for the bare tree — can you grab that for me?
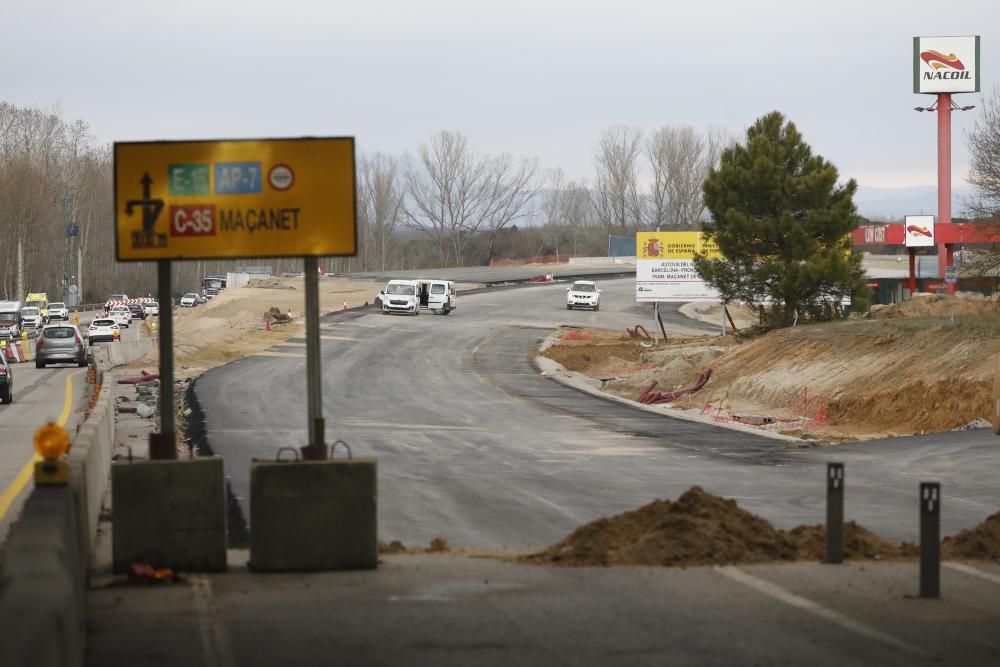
[358,153,405,272]
[646,125,731,230]
[593,126,644,234]
[404,131,541,267]
[962,87,1000,276]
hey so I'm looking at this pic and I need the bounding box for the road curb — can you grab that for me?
[532,331,802,444]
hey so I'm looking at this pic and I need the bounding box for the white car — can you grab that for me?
[20,306,43,328]
[180,293,198,307]
[108,306,132,328]
[566,280,601,311]
[144,302,160,316]
[88,318,120,344]
[48,302,69,320]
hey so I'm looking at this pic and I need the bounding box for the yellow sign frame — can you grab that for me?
[114,137,356,261]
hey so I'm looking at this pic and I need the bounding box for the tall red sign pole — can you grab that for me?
[937,93,954,294]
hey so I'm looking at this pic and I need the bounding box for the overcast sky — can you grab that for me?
[3,0,996,189]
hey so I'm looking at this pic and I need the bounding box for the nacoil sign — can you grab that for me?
[913,36,980,95]
[114,137,356,260]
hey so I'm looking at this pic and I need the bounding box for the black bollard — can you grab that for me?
[826,463,844,564]
[919,482,941,599]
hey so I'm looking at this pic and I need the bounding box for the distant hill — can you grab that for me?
[854,185,973,222]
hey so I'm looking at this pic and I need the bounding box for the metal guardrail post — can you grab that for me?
[826,462,844,564]
[920,482,941,598]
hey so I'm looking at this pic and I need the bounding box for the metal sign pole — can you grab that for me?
[826,462,844,564]
[150,259,176,460]
[302,257,326,459]
[653,302,659,346]
[919,482,941,598]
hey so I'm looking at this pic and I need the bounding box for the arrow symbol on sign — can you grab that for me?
[125,172,164,235]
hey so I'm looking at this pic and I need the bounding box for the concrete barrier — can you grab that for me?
[249,458,378,571]
[0,487,85,667]
[0,330,154,665]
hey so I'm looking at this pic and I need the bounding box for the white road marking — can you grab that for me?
[945,562,1000,585]
[321,335,361,341]
[715,566,927,657]
[344,420,487,431]
[252,351,306,358]
[191,575,236,667]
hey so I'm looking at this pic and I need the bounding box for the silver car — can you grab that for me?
[36,324,88,368]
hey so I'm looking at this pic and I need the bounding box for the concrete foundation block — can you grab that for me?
[111,457,227,573]
[250,458,377,571]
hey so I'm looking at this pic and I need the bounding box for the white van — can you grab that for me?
[380,280,421,315]
[380,279,457,316]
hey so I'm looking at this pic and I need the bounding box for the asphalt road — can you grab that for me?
[196,278,1000,548]
[0,313,144,540]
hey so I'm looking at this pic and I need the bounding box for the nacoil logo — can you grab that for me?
[920,50,971,81]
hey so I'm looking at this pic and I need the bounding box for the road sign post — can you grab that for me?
[826,463,844,564]
[150,260,176,460]
[301,256,326,460]
[920,482,941,598]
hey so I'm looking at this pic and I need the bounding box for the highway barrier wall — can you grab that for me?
[0,336,154,667]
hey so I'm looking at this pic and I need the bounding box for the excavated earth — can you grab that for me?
[521,487,998,568]
[541,293,1000,441]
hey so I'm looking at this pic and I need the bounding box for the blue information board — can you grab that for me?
[214,162,263,194]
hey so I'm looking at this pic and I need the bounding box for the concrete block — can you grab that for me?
[250,458,377,571]
[111,457,227,572]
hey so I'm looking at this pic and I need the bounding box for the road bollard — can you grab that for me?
[826,462,844,564]
[920,481,941,599]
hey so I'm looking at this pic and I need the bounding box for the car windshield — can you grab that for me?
[44,327,75,339]
[50,303,65,308]
[184,293,197,298]
[0,315,16,324]
[386,284,415,295]
[21,308,39,316]
[92,319,115,327]
[148,303,158,308]
[572,283,596,292]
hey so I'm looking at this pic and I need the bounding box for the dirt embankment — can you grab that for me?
[131,276,383,377]
[522,487,999,568]
[541,294,1000,440]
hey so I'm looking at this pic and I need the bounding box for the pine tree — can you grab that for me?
[694,111,869,327]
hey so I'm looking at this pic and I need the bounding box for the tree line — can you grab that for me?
[0,101,728,303]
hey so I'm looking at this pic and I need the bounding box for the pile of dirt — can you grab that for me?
[265,306,292,323]
[524,487,798,567]
[378,537,451,555]
[545,299,1000,439]
[942,511,1000,560]
[524,487,927,568]
[869,292,999,320]
[788,523,917,561]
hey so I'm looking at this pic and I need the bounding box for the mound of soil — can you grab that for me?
[870,293,999,320]
[788,522,917,561]
[524,486,798,567]
[524,487,927,568]
[942,511,1000,560]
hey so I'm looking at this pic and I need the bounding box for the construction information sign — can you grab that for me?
[114,137,356,261]
[636,231,722,302]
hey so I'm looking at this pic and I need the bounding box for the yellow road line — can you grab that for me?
[0,369,85,520]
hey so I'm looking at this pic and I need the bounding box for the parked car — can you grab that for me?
[108,306,132,328]
[0,352,13,403]
[35,324,87,368]
[127,303,147,320]
[0,311,20,339]
[180,293,198,307]
[144,302,160,316]
[566,280,601,311]
[48,302,69,321]
[88,318,120,344]
[20,306,44,328]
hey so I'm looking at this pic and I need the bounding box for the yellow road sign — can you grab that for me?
[114,137,356,261]
[636,231,723,259]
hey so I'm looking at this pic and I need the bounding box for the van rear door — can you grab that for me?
[428,282,448,311]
